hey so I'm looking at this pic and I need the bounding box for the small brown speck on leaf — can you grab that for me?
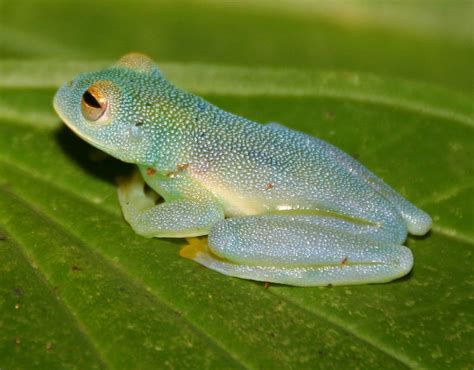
[341,257,349,266]
[71,265,82,272]
[264,282,270,289]
[265,183,274,190]
[324,111,334,120]
[13,287,23,297]
[46,341,54,351]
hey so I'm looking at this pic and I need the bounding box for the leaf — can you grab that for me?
[1,1,473,368]
[1,60,472,369]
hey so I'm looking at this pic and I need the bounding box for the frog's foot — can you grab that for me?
[350,172,432,236]
[117,171,224,238]
[182,215,413,286]
[117,170,158,214]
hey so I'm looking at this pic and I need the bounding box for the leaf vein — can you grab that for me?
[265,289,416,369]
[0,191,112,370]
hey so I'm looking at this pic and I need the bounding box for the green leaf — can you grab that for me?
[1,61,472,369]
[1,1,473,369]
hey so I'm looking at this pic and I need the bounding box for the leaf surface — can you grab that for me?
[1,1,473,368]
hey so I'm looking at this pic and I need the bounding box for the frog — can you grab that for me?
[53,53,432,286]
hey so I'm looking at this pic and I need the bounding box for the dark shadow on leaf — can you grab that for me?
[406,230,432,247]
[55,125,134,185]
[391,270,413,284]
[160,237,185,247]
[410,230,432,241]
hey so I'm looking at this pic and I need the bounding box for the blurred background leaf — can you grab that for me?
[0,0,473,369]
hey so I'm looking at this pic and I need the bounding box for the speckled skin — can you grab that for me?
[54,54,432,286]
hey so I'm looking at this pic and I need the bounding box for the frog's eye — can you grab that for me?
[81,85,108,123]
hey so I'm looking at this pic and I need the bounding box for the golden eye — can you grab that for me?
[81,85,108,122]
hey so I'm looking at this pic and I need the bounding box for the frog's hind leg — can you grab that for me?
[182,215,413,286]
[311,137,432,236]
[330,155,432,236]
[266,122,431,236]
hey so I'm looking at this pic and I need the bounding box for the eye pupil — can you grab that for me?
[81,85,108,122]
[83,90,102,108]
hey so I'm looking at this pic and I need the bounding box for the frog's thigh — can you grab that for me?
[267,121,431,236]
[343,165,432,236]
[187,216,413,286]
[117,172,223,238]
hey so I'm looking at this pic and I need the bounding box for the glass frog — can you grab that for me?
[53,53,432,286]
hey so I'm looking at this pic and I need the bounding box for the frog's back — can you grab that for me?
[190,114,388,220]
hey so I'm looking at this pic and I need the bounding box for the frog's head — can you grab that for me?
[53,53,170,164]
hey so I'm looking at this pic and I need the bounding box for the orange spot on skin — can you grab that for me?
[265,183,274,190]
[146,167,157,176]
[177,163,190,171]
[341,257,349,266]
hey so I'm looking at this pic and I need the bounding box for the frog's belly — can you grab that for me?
[204,180,304,217]
[193,162,382,220]
[209,184,267,217]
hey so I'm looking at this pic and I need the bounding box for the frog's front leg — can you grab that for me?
[182,215,413,286]
[117,171,224,238]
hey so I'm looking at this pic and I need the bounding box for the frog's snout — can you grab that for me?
[53,82,69,116]
[53,80,80,124]
[53,82,83,135]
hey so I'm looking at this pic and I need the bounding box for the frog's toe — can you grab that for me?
[403,210,432,236]
[117,169,157,218]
